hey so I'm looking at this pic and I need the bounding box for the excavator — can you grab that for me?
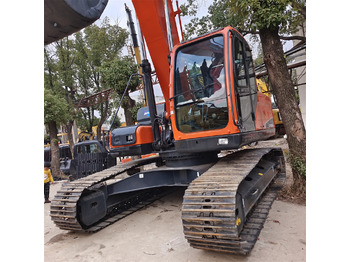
[256,79,285,136]
[47,0,286,255]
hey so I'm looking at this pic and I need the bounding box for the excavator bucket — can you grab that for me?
[44,0,108,45]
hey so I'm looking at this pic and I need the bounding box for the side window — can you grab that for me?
[90,144,101,153]
[245,48,257,94]
[66,147,72,159]
[232,34,257,131]
[60,147,70,159]
[77,145,83,154]
[234,38,248,92]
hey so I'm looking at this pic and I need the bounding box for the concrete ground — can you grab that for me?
[44,182,305,261]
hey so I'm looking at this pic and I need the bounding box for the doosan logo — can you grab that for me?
[144,111,150,116]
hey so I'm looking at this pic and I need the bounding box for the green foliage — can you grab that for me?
[230,0,299,33]
[208,0,236,30]
[56,37,75,89]
[181,0,306,38]
[99,56,140,106]
[76,110,101,132]
[44,47,60,91]
[99,56,140,125]
[44,17,129,132]
[130,101,144,123]
[287,152,306,180]
[180,0,215,40]
[72,18,129,130]
[73,18,128,89]
[44,45,75,127]
[83,18,128,66]
[44,88,72,125]
[183,16,214,40]
[179,0,199,16]
[109,114,122,130]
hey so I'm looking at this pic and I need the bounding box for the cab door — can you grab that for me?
[231,32,257,132]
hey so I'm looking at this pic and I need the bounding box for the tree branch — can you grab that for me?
[241,30,306,42]
[241,30,259,36]
[279,35,306,41]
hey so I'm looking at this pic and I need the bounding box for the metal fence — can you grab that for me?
[74,152,112,179]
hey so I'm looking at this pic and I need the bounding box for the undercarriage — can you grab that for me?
[51,147,285,254]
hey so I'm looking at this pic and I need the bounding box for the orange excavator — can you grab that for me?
[47,0,285,255]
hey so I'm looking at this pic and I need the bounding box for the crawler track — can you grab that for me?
[182,148,285,254]
[85,187,170,233]
[50,157,162,232]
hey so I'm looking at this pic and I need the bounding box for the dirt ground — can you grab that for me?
[44,138,306,262]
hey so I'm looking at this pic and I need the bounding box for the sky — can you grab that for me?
[97,0,210,31]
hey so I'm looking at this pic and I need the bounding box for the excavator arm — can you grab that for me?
[131,0,180,110]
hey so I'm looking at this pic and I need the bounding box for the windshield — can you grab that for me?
[174,35,228,133]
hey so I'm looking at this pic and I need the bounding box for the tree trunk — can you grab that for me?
[259,28,306,193]
[86,106,95,132]
[65,120,75,156]
[97,100,109,142]
[48,120,61,179]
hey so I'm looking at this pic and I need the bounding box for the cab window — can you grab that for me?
[174,35,229,133]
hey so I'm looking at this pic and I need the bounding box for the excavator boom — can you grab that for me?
[132,0,180,110]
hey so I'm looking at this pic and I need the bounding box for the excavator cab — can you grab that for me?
[169,28,275,154]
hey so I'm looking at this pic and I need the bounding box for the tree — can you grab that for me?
[100,56,140,126]
[73,18,129,140]
[181,0,306,198]
[44,81,73,177]
[44,48,60,178]
[45,40,76,176]
[45,17,140,145]
[55,37,77,154]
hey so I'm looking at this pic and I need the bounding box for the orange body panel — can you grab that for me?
[121,153,158,164]
[121,158,132,163]
[142,153,158,158]
[135,125,154,145]
[255,92,275,131]
[109,125,154,149]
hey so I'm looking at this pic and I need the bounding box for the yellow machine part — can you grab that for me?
[256,79,284,127]
[272,109,283,125]
[256,79,271,97]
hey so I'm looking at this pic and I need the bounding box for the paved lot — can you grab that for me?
[44,181,305,262]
